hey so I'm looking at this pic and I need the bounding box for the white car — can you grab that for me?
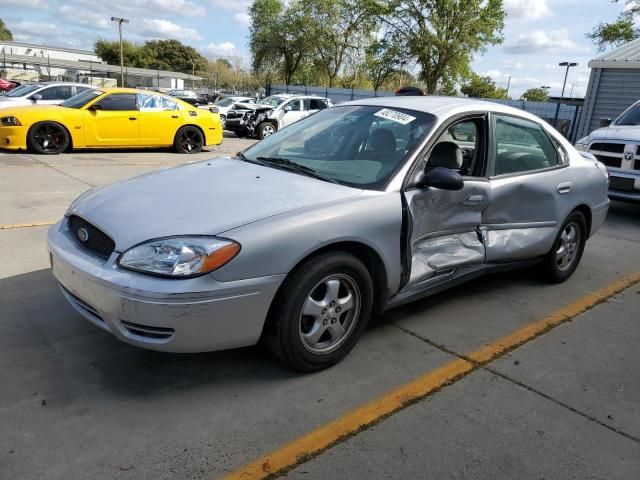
[225,94,333,139]
[212,96,256,128]
[0,82,96,109]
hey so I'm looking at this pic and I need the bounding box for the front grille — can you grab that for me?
[120,320,174,340]
[590,142,625,154]
[609,176,635,192]
[68,215,115,259]
[635,159,640,171]
[595,155,622,168]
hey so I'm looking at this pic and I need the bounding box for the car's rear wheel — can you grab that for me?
[174,126,204,154]
[219,114,226,129]
[27,121,69,155]
[541,211,587,283]
[264,252,373,372]
[258,122,276,140]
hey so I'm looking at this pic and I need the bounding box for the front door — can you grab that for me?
[279,99,304,128]
[137,93,182,146]
[403,116,490,287]
[83,93,139,147]
[482,114,570,262]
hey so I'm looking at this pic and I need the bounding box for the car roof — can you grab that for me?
[344,96,542,122]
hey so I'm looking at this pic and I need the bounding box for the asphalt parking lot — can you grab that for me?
[1,138,639,479]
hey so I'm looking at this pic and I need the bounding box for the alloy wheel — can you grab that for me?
[299,273,361,354]
[179,129,203,153]
[33,124,65,152]
[555,222,580,272]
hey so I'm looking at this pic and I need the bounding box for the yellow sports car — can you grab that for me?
[0,87,223,154]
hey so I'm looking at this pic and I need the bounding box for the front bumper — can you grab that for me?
[0,126,27,150]
[607,168,640,202]
[47,219,284,353]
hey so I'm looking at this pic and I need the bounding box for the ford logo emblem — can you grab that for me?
[77,227,89,242]
[624,152,634,161]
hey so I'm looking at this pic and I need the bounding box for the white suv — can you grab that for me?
[0,82,96,109]
[576,100,640,202]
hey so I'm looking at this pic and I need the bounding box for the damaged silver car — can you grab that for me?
[48,97,610,372]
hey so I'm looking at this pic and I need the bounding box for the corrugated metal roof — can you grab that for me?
[0,40,96,56]
[589,37,640,69]
[1,53,202,80]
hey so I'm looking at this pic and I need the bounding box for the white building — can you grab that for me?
[0,41,198,89]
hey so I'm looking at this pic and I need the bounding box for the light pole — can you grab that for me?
[553,61,577,127]
[110,17,129,87]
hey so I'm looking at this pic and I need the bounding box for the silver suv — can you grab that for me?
[0,82,96,109]
[576,101,640,202]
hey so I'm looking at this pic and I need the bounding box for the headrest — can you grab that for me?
[370,128,396,153]
[429,141,463,170]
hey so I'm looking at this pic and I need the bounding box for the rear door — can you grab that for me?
[403,115,490,287]
[137,93,182,146]
[481,114,570,262]
[83,93,139,147]
[303,98,329,119]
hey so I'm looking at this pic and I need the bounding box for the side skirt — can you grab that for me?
[383,258,542,311]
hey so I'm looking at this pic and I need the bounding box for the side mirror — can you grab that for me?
[284,105,293,112]
[87,104,102,111]
[30,94,42,102]
[600,118,612,127]
[415,167,464,191]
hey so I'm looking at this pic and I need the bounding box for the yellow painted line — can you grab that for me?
[0,221,56,230]
[223,270,640,480]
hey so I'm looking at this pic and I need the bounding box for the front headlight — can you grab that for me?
[1,116,21,126]
[118,236,240,277]
[574,143,588,151]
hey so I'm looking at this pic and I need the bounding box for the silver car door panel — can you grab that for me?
[408,231,484,285]
[481,221,557,262]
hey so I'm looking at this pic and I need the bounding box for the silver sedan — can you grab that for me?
[48,97,610,371]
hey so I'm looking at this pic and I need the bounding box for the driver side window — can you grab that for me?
[424,118,484,177]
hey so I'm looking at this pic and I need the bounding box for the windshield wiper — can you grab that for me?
[255,156,339,184]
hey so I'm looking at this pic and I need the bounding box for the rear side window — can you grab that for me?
[304,99,328,110]
[493,115,559,176]
[38,85,74,100]
[94,93,137,111]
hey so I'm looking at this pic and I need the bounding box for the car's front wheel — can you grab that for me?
[258,122,276,140]
[541,210,587,283]
[174,126,204,154]
[265,252,373,372]
[27,121,70,154]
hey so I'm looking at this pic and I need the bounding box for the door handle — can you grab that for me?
[129,117,137,121]
[171,115,179,119]
[557,182,572,194]
[462,195,485,206]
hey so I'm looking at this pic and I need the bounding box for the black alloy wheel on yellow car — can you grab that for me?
[174,125,204,154]
[27,121,70,155]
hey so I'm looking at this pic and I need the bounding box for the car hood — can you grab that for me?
[0,96,29,107]
[70,157,362,251]
[587,125,640,143]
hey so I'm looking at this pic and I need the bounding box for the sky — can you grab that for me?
[0,0,629,98]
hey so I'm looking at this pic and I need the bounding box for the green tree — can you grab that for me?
[95,39,142,67]
[520,87,549,102]
[364,35,404,92]
[0,19,12,41]
[382,0,505,94]
[587,16,638,52]
[309,0,379,87]
[460,73,507,99]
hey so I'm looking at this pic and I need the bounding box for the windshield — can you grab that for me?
[258,95,288,107]
[242,105,436,190]
[614,103,640,126]
[6,83,43,98]
[60,89,102,109]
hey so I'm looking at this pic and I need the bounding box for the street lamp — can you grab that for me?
[553,61,577,127]
[111,16,129,87]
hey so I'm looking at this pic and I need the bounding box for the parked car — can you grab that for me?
[213,96,256,129]
[575,100,640,202]
[167,89,210,107]
[0,82,95,109]
[226,94,332,139]
[0,87,222,154]
[0,78,20,93]
[48,97,609,371]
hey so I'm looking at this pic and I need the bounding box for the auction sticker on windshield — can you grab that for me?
[374,108,416,125]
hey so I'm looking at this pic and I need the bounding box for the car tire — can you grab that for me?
[264,251,374,372]
[219,114,226,129]
[540,210,587,283]
[174,126,204,154]
[234,130,247,138]
[27,121,70,155]
[258,122,277,140]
